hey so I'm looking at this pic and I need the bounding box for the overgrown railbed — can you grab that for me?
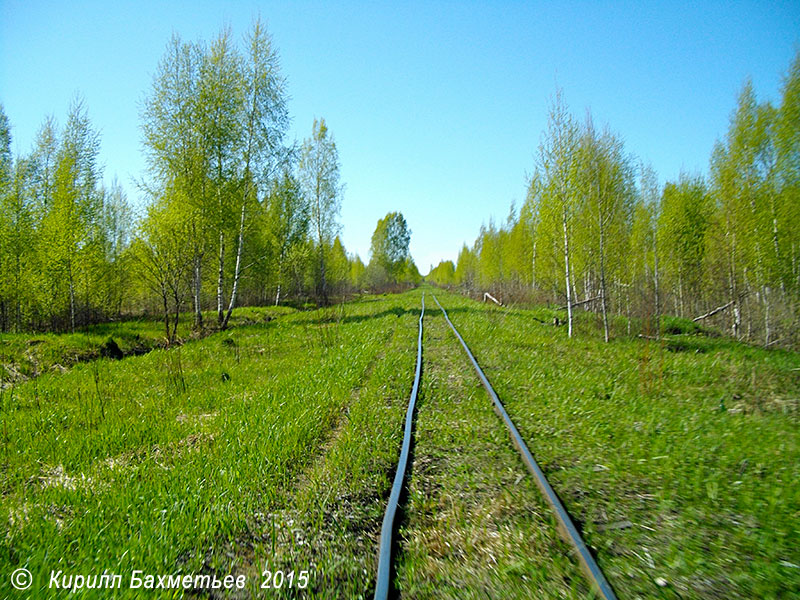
[396,306,588,599]
[2,289,798,598]
[433,289,799,599]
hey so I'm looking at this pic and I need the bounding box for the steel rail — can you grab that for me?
[374,293,425,600]
[432,293,618,600]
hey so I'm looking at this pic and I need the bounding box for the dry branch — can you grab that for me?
[558,295,600,311]
[483,292,503,306]
[692,300,735,322]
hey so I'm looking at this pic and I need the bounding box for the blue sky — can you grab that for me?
[1,1,798,273]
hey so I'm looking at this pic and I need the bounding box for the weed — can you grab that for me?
[1,291,796,598]
[165,347,187,395]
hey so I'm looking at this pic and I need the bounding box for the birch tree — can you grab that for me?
[132,199,193,344]
[577,116,634,341]
[658,174,711,319]
[632,163,661,330]
[520,173,542,290]
[141,34,207,327]
[0,106,25,331]
[774,51,800,327]
[299,118,342,305]
[369,211,412,283]
[194,28,244,327]
[221,19,289,329]
[538,90,581,337]
[141,23,290,328]
[100,180,133,316]
[264,170,308,305]
[709,81,777,341]
[37,100,102,332]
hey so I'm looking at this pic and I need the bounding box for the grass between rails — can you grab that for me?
[0,294,415,598]
[431,289,800,599]
[395,308,589,599]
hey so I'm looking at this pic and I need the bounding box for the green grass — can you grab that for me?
[430,288,800,599]
[221,293,424,598]
[0,295,418,598]
[396,307,588,599]
[0,306,295,383]
[1,288,797,598]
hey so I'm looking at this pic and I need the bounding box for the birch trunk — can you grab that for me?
[68,264,76,334]
[171,288,180,344]
[599,210,609,342]
[275,255,284,306]
[222,201,246,330]
[563,208,573,338]
[746,282,753,340]
[728,225,740,338]
[653,227,661,335]
[14,253,21,333]
[763,285,771,346]
[626,282,631,336]
[771,198,783,293]
[193,255,203,329]
[319,245,328,305]
[192,211,204,330]
[162,285,170,342]
[217,230,225,327]
[215,143,227,328]
[222,79,259,330]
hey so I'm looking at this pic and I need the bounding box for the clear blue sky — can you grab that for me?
[2,1,798,273]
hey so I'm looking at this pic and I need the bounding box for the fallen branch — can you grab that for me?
[558,295,600,311]
[693,291,750,322]
[693,300,735,322]
[483,292,503,306]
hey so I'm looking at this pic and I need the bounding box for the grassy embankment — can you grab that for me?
[0,307,291,383]
[426,289,799,599]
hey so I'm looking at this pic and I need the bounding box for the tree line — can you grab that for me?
[0,21,420,339]
[428,52,800,348]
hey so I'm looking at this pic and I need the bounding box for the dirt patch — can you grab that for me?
[39,464,95,491]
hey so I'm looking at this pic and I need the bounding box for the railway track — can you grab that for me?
[374,292,617,600]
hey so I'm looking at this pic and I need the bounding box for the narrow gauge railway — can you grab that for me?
[374,293,617,600]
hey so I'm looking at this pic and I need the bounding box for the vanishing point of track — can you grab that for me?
[374,293,617,600]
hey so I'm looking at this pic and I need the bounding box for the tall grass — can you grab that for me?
[0,297,408,597]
